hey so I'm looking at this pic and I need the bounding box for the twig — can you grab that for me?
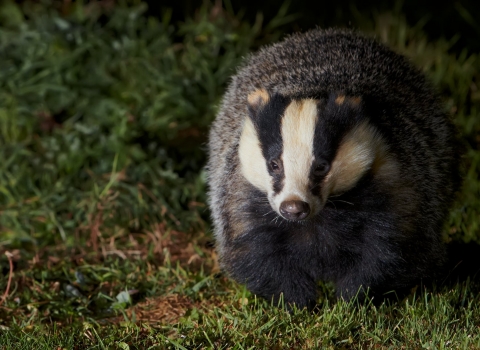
[0,251,14,306]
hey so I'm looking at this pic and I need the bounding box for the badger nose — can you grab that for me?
[279,200,310,220]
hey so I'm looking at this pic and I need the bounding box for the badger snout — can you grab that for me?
[279,200,310,220]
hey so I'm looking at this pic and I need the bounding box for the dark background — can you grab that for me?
[150,0,480,54]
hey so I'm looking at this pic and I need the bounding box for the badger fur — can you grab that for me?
[207,29,459,309]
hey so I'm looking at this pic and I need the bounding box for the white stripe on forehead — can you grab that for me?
[280,99,318,201]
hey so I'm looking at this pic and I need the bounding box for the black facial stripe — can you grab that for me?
[249,93,290,195]
[313,93,363,165]
[272,177,284,194]
[310,183,321,196]
[252,93,290,160]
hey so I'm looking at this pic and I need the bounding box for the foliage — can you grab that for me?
[0,0,287,250]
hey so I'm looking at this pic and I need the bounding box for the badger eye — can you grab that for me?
[313,161,330,177]
[269,159,282,174]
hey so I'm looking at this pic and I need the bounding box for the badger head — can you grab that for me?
[238,88,385,221]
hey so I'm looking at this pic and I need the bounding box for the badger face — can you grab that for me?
[239,88,383,221]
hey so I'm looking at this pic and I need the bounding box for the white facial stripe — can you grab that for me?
[322,122,379,198]
[238,117,271,193]
[279,100,318,202]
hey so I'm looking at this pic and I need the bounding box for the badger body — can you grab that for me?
[207,29,459,308]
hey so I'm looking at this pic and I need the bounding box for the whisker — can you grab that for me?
[256,198,270,203]
[274,216,280,225]
[331,199,354,206]
[327,199,337,210]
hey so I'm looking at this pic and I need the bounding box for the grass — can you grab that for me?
[0,1,479,348]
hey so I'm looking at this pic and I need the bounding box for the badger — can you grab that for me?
[207,29,459,309]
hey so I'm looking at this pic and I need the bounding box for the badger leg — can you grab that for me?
[334,234,444,303]
[334,272,382,302]
[334,259,411,303]
[224,247,318,309]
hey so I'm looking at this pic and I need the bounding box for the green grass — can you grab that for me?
[0,1,479,349]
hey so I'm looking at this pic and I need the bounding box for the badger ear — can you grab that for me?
[332,93,362,108]
[325,92,364,125]
[247,88,270,118]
